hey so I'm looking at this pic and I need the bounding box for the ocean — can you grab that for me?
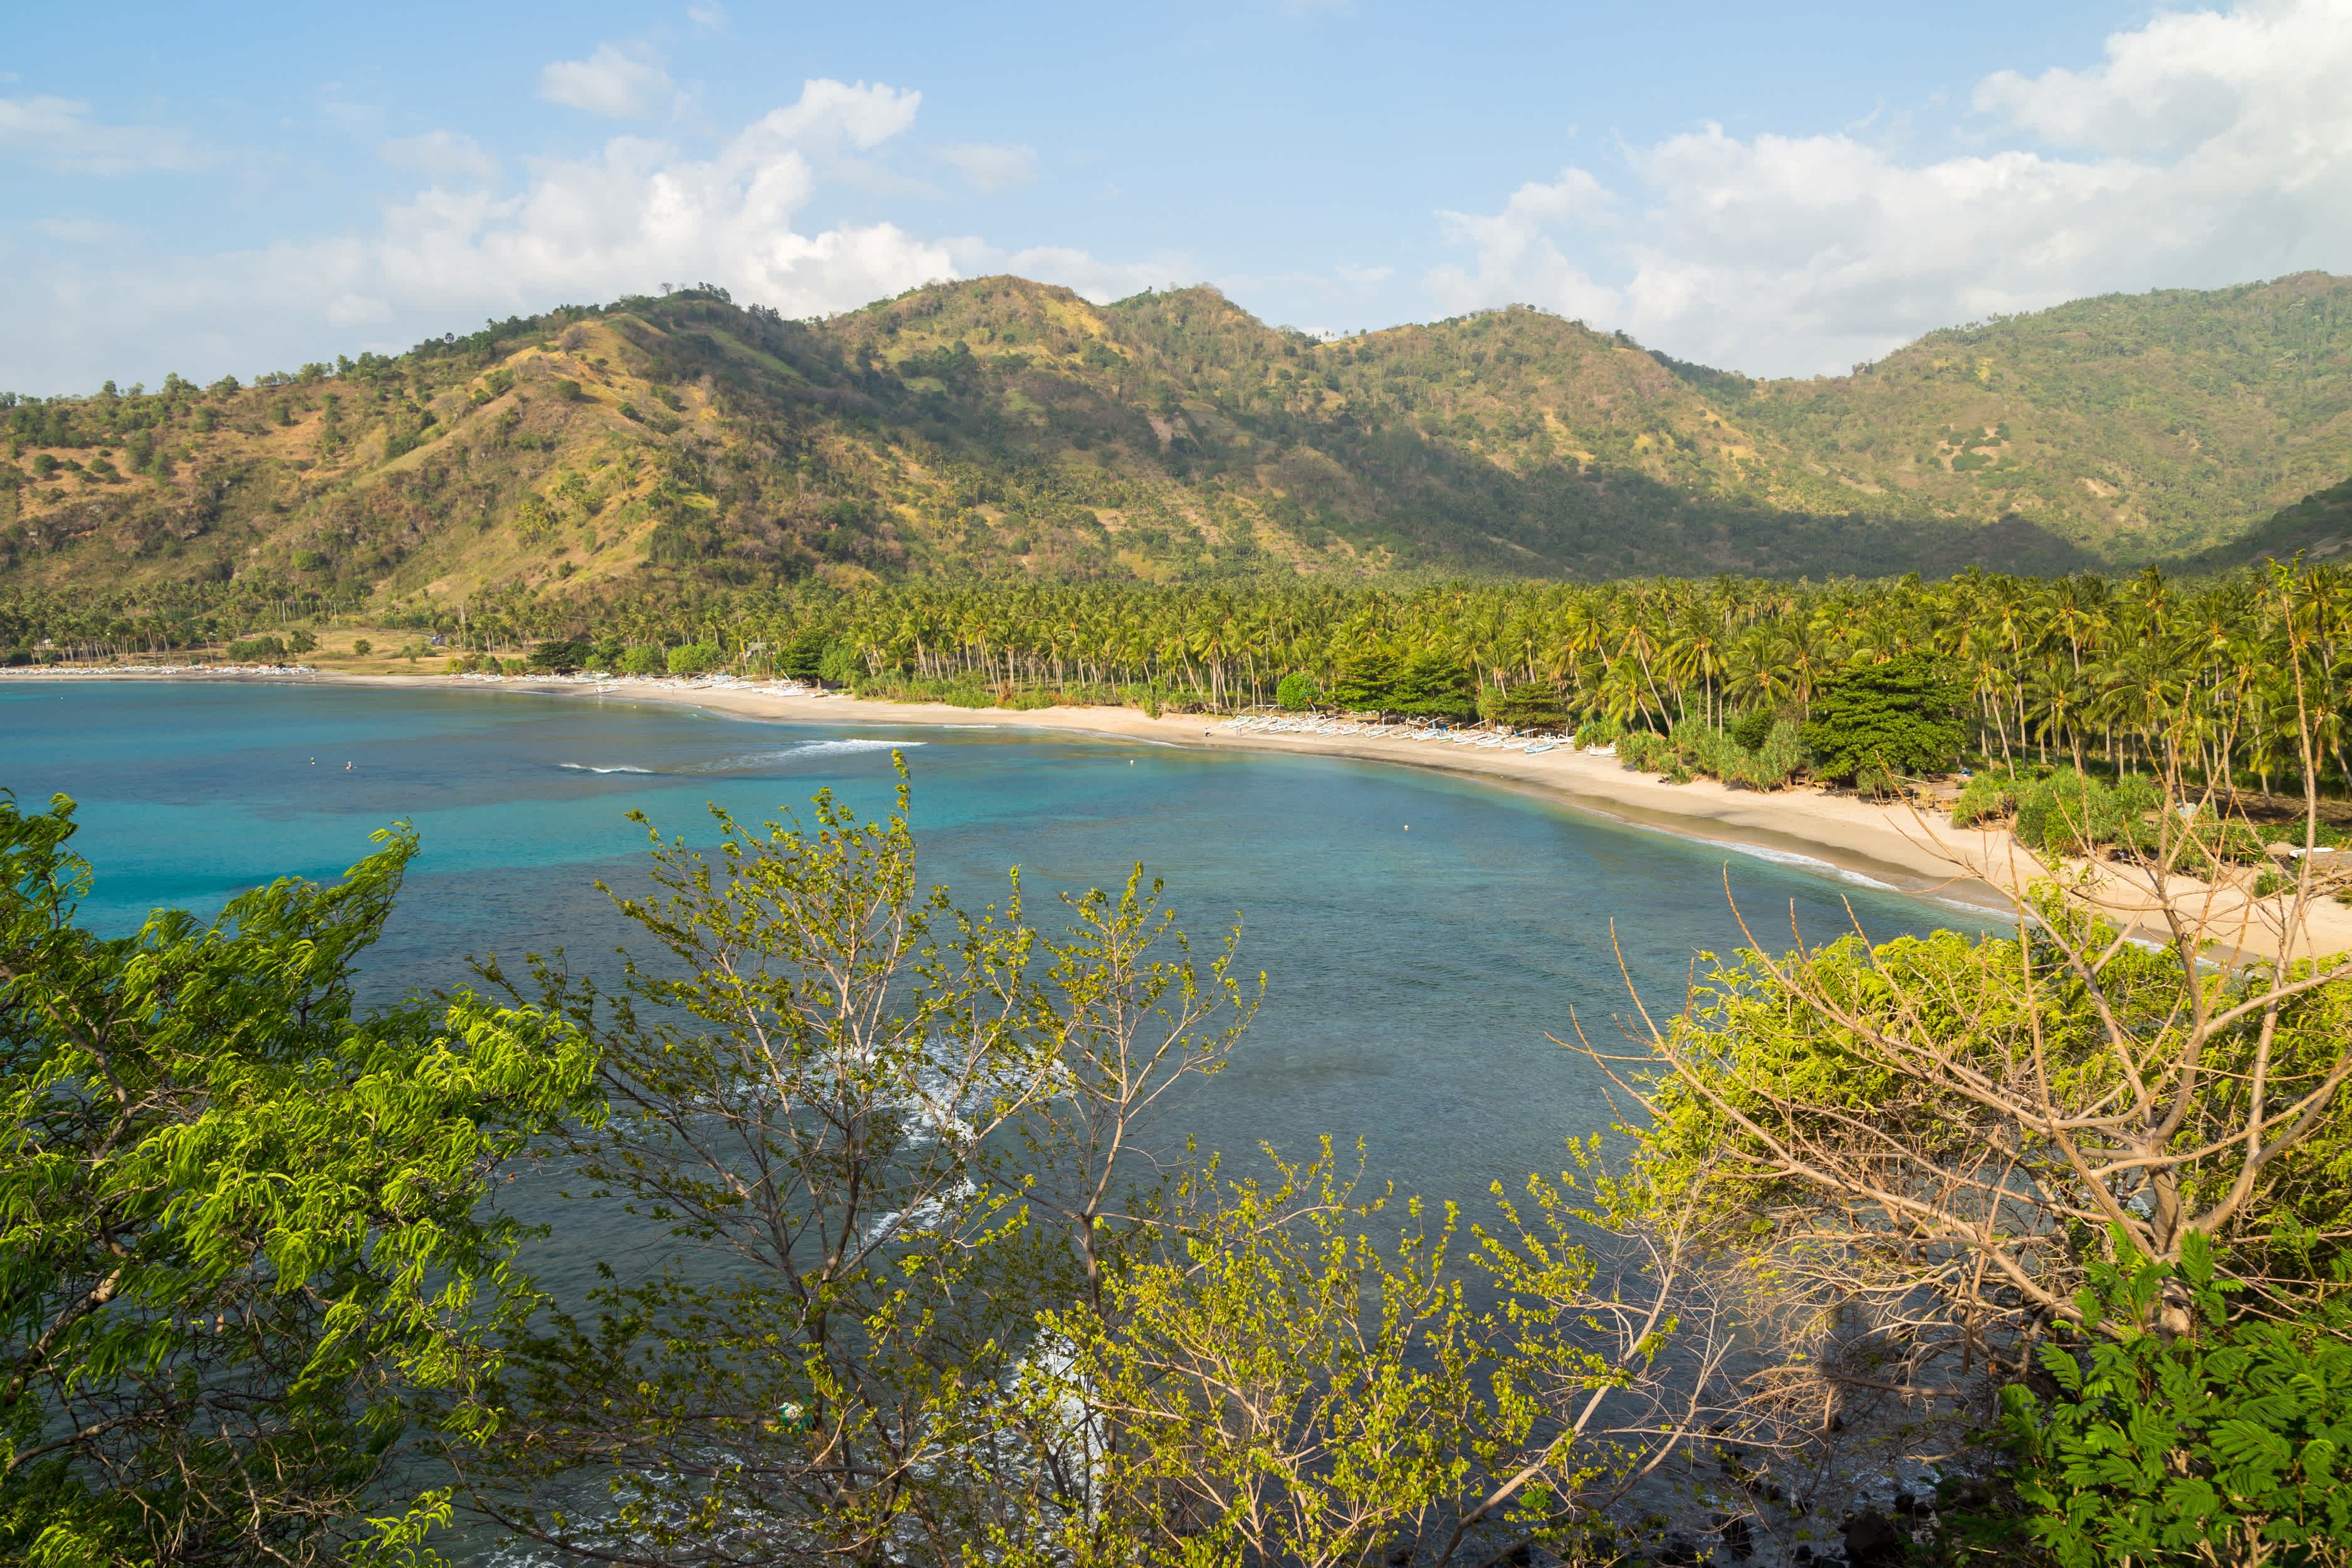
[3,675,1983,1206]
[6,676,1990,1557]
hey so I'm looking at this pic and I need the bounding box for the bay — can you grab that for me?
[6,676,1991,1555]
[3,676,1982,1205]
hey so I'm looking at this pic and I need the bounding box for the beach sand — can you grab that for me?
[19,665,2351,961]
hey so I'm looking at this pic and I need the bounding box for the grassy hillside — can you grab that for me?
[3,272,2348,609]
[1727,271,2352,560]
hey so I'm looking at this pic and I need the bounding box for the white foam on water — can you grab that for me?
[785,738,923,756]
[1685,834,1901,891]
[560,738,923,776]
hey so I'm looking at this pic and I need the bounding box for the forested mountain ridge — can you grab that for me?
[3,271,2348,607]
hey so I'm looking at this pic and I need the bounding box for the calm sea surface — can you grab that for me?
[6,677,1986,1555]
[4,676,1985,1202]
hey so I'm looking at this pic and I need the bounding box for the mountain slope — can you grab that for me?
[2200,473,2352,569]
[3,272,2348,605]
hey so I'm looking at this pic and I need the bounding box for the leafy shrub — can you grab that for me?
[1952,766,2024,827]
[226,634,286,662]
[1742,720,1804,790]
[618,646,662,676]
[1618,731,1670,771]
[817,641,863,686]
[1727,709,1775,753]
[1662,717,1804,790]
[1801,654,1968,784]
[1574,717,1624,748]
[1275,671,1319,711]
[351,639,372,657]
[2016,769,2141,855]
[666,642,722,677]
[2002,1235,2352,1568]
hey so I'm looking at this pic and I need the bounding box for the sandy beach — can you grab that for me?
[17,664,2351,960]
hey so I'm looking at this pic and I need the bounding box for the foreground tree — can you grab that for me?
[454,763,1737,1566]
[0,793,597,1566]
[1602,695,2352,1542]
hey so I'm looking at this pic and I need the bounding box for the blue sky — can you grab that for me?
[6,1,2350,391]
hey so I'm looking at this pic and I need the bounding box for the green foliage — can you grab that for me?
[1327,649,1400,711]
[1617,730,1671,771]
[1727,708,1775,753]
[775,629,827,681]
[1573,716,1624,748]
[2012,768,2162,855]
[1481,679,1572,730]
[1799,653,1967,784]
[1662,715,1805,789]
[526,637,588,673]
[1274,669,1319,711]
[617,644,662,675]
[226,632,287,662]
[352,637,372,656]
[26,274,2352,609]
[1390,648,1475,719]
[0,792,598,1565]
[1952,765,2024,825]
[664,640,721,676]
[815,639,862,685]
[2003,1235,2352,1568]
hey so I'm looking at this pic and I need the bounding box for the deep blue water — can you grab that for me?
[3,676,1982,1203]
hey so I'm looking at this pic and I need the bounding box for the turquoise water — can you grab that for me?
[3,677,1981,1201]
[8,677,1994,1558]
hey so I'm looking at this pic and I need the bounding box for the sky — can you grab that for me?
[6,0,2351,393]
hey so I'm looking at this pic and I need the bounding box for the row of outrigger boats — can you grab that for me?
[1215,713,1571,756]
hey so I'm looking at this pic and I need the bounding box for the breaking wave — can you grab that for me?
[558,738,923,777]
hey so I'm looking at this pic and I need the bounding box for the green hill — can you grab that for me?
[4,271,2349,606]
[2199,474,2352,570]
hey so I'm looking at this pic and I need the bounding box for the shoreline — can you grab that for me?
[14,665,2349,959]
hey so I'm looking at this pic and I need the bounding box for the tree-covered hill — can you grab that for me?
[3,271,2347,607]
[2199,472,2352,570]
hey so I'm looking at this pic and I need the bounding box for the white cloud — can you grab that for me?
[538,43,675,120]
[760,79,921,150]
[0,95,206,175]
[939,140,1039,194]
[379,130,498,184]
[687,2,729,29]
[8,80,956,390]
[1426,0,2352,376]
[1428,168,1621,325]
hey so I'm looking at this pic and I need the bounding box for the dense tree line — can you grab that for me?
[12,563,2352,798]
